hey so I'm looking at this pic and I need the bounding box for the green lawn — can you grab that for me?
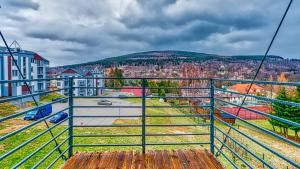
[0,99,210,168]
[1,99,299,169]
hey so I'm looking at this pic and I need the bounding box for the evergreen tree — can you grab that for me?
[289,86,300,138]
[269,87,290,135]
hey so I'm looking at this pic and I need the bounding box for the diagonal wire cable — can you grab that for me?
[0,32,67,161]
[215,0,294,157]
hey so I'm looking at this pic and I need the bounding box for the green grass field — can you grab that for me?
[0,99,299,168]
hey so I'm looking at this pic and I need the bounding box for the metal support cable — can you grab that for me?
[216,0,294,157]
[0,32,67,161]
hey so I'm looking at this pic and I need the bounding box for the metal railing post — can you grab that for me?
[142,78,146,154]
[210,79,215,154]
[68,77,74,158]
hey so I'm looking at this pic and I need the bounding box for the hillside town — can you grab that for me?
[1,47,298,120]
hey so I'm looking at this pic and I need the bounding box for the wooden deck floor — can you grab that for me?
[62,149,223,169]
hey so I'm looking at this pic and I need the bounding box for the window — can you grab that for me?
[57,82,61,86]
[12,70,18,77]
[31,58,34,63]
[12,60,17,66]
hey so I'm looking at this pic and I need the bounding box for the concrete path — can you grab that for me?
[52,98,142,126]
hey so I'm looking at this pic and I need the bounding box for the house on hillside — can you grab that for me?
[223,83,266,105]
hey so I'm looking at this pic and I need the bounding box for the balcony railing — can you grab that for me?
[0,77,299,168]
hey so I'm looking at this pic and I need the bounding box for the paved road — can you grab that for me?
[52,98,142,126]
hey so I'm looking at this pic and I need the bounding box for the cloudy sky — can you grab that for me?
[0,0,299,66]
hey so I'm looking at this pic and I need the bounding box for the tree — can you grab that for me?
[269,86,300,138]
[289,86,300,138]
[269,87,290,135]
[105,67,124,88]
[159,88,166,97]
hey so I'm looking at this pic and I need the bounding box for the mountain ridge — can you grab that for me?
[53,50,287,68]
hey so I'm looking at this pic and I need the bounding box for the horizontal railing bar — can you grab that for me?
[72,114,209,118]
[0,77,68,84]
[213,78,300,86]
[73,96,210,99]
[73,115,142,118]
[72,133,210,138]
[72,124,210,127]
[73,125,141,127]
[213,145,239,169]
[73,86,210,90]
[214,116,300,168]
[214,136,253,169]
[73,134,142,137]
[0,107,69,141]
[146,124,210,127]
[216,88,300,107]
[147,96,210,99]
[0,117,69,161]
[216,98,300,128]
[146,114,210,117]
[145,142,210,146]
[215,126,273,168]
[46,146,69,169]
[11,127,69,168]
[73,144,142,147]
[73,106,142,108]
[216,107,300,149]
[146,133,210,136]
[32,137,69,169]
[74,77,211,80]
[0,98,69,122]
[0,88,68,103]
[73,96,142,99]
[73,105,210,108]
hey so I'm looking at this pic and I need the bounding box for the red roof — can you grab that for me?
[228,84,264,94]
[34,53,48,61]
[85,72,93,76]
[61,68,78,74]
[120,86,150,97]
[222,106,271,120]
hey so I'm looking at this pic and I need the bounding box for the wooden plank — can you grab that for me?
[116,151,126,169]
[62,150,223,169]
[170,150,184,169]
[123,151,133,169]
[155,150,164,169]
[203,150,223,169]
[161,150,173,169]
[62,153,80,169]
[183,150,206,169]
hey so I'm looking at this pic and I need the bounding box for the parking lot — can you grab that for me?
[52,98,142,126]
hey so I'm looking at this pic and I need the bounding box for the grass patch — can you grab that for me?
[0,103,19,117]
[40,93,66,103]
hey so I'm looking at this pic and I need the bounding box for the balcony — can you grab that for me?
[0,77,299,168]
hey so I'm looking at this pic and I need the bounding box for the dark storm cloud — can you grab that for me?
[7,0,39,10]
[114,20,229,45]
[119,0,266,30]
[0,0,299,66]
[26,28,99,46]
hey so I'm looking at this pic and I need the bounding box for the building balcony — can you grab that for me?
[0,77,299,169]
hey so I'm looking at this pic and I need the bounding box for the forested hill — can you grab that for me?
[52,50,286,69]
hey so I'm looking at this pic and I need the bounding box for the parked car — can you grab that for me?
[97,99,112,105]
[24,104,52,120]
[49,111,68,123]
[52,97,67,103]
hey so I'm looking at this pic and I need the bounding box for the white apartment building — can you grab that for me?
[0,47,49,97]
[53,68,104,97]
